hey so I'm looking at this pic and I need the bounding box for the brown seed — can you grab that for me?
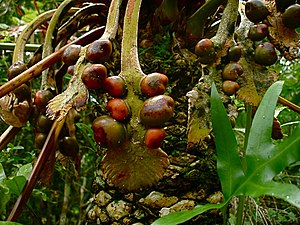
[222,80,240,96]
[86,39,112,63]
[140,95,174,127]
[140,73,169,97]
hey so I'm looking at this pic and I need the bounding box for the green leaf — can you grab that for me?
[244,81,300,182]
[211,83,244,199]
[0,163,6,183]
[16,163,32,179]
[245,181,300,208]
[4,176,26,196]
[237,125,300,206]
[246,81,284,175]
[246,125,300,184]
[151,202,227,225]
[233,81,300,206]
[0,184,10,210]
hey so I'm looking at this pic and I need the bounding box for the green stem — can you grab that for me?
[119,0,144,135]
[235,103,252,225]
[236,195,246,225]
[0,43,41,52]
[41,0,74,89]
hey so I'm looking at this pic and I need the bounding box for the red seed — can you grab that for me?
[106,98,131,121]
[103,76,127,97]
[144,128,166,149]
[34,89,54,112]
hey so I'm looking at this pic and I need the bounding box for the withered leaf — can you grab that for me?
[265,0,299,60]
[101,141,170,191]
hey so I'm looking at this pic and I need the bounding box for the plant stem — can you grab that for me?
[278,96,300,114]
[59,163,71,225]
[0,126,21,152]
[57,4,107,42]
[119,0,144,127]
[120,0,143,75]
[236,195,246,225]
[12,9,56,63]
[41,0,74,89]
[101,0,122,40]
[212,0,239,48]
[0,43,41,52]
[235,103,252,225]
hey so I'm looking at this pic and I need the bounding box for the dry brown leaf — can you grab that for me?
[265,0,299,60]
[101,141,169,191]
[237,57,278,106]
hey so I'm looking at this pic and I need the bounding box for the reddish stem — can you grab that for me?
[7,118,65,221]
[0,126,21,152]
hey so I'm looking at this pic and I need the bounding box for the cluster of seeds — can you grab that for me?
[194,38,243,96]
[221,54,243,96]
[245,0,278,67]
[62,39,129,149]
[193,0,300,97]
[33,89,54,149]
[246,0,300,66]
[140,72,174,149]
[61,35,175,151]
[33,89,80,157]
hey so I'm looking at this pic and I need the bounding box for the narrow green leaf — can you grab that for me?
[76,122,98,151]
[151,202,227,225]
[245,181,300,208]
[16,163,32,180]
[211,83,244,199]
[0,163,6,183]
[246,81,284,173]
